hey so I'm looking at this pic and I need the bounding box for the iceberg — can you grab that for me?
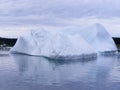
[10,23,117,58]
[10,29,97,59]
[62,23,117,52]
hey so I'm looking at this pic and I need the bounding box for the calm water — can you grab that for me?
[0,51,120,90]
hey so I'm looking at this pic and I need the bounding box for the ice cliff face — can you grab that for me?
[10,23,117,58]
[80,24,117,52]
[62,23,117,52]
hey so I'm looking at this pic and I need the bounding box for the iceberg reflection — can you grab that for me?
[10,54,97,85]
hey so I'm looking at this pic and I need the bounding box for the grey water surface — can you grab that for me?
[0,51,120,90]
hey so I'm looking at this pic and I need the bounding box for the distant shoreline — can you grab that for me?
[0,37,17,47]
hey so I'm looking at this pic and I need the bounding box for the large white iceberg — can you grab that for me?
[10,23,117,58]
[10,29,97,59]
[62,23,117,52]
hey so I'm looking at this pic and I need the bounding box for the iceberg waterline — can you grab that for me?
[10,23,118,59]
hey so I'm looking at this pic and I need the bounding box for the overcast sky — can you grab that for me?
[0,0,120,25]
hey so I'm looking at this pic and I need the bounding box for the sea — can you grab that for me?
[0,49,120,90]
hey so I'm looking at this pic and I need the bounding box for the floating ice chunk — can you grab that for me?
[10,23,116,58]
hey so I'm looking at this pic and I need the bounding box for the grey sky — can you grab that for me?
[0,0,120,25]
